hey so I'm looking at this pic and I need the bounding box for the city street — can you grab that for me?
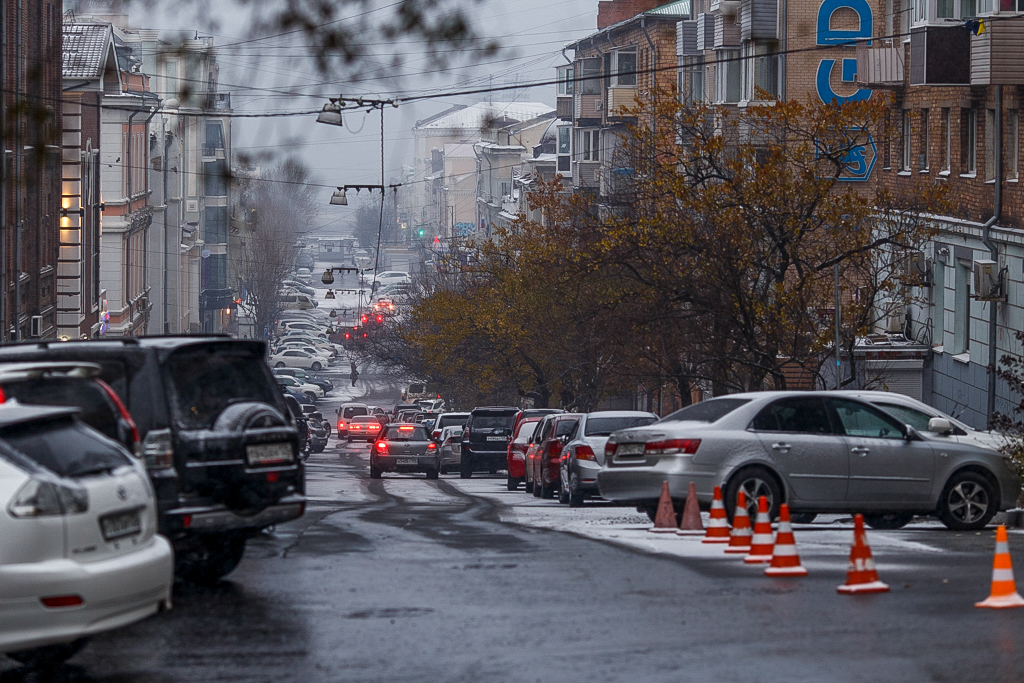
[6,375,1024,682]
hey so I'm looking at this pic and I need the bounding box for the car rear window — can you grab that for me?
[384,425,428,441]
[352,416,379,424]
[437,414,468,429]
[343,407,369,419]
[514,421,538,440]
[163,345,281,430]
[585,415,658,436]
[2,378,120,441]
[554,418,579,437]
[661,398,751,424]
[471,412,518,429]
[0,416,132,478]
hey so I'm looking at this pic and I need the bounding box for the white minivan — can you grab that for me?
[278,293,316,311]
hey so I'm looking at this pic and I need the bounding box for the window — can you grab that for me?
[919,109,930,171]
[662,398,751,424]
[557,65,574,96]
[829,399,905,439]
[902,111,912,171]
[751,397,832,433]
[941,108,951,173]
[204,206,228,244]
[682,57,705,104]
[715,49,741,104]
[202,253,227,291]
[205,122,224,155]
[164,59,179,98]
[204,159,228,196]
[933,259,945,345]
[937,0,955,16]
[954,259,970,354]
[964,109,977,175]
[579,58,602,95]
[1010,110,1019,180]
[962,0,977,15]
[986,109,996,181]
[558,127,570,154]
[614,49,638,87]
[580,130,600,161]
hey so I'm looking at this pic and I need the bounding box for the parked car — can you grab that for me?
[281,280,317,297]
[598,391,1020,530]
[274,374,324,402]
[274,343,333,362]
[279,321,327,337]
[346,415,383,442]
[283,393,312,461]
[523,415,554,494]
[0,361,139,454]
[0,337,304,584]
[507,417,542,491]
[432,412,469,441]
[370,423,440,479]
[559,411,658,506]
[273,367,333,395]
[391,403,418,420]
[336,403,370,437]
[294,267,313,284]
[278,293,316,311]
[460,407,521,478]
[438,425,464,475]
[374,270,411,286]
[531,414,582,499]
[270,349,325,371]
[0,403,174,667]
[307,413,329,453]
[513,408,564,435]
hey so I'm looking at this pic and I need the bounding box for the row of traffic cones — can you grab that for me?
[648,480,1024,606]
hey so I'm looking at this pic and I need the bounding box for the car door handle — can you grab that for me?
[851,447,870,456]
[771,443,791,452]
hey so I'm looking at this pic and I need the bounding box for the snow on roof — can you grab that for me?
[62,22,114,79]
[417,101,555,132]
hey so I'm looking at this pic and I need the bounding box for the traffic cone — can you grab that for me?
[764,504,807,577]
[702,485,731,544]
[975,525,1024,609]
[836,513,889,594]
[648,481,677,533]
[744,496,775,564]
[677,481,704,536]
[724,491,753,554]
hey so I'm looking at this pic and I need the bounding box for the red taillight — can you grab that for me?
[375,441,388,452]
[433,430,441,439]
[41,595,84,608]
[0,386,5,402]
[645,438,701,455]
[427,442,437,450]
[338,422,344,431]
[576,445,596,461]
[267,472,279,482]
[605,442,617,457]
[97,379,139,446]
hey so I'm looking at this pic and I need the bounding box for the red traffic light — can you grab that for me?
[361,314,369,324]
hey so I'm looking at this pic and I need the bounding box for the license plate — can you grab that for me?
[397,458,417,465]
[487,436,506,441]
[617,443,645,456]
[100,509,142,541]
[246,442,294,465]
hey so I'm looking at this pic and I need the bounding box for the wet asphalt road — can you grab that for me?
[5,392,1024,680]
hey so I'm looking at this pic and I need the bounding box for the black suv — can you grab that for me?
[0,337,304,584]
[460,407,520,478]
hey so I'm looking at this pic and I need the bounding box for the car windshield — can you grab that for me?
[437,414,468,429]
[661,398,751,424]
[472,413,518,429]
[384,425,428,441]
[872,401,969,434]
[585,415,658,436]
[163,344,280,430]
[0,416,132,478]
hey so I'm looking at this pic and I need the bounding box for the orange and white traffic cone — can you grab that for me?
[648,481,677,533]
[764,503,807,577]
[724,491,753,554]
[744,496,775,564]
[975,525,1024,609]
[677,481,704,536]
[702,485,731,544]
[837,513,889,594]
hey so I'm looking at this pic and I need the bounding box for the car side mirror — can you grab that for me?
[905,425,924,441]
[927,417,952,435]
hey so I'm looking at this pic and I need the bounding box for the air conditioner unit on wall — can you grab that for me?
[901,251,930,286]
[973,259,1006,301]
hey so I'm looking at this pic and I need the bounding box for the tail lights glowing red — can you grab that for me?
[375,441,388,452]
[576,445,596,460]
[427,442,437,450]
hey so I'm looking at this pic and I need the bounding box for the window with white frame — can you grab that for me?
[964,108,977,175]
[557,126,571,173]
[919,109,930,171]
[902,111,912,171]
[715,50,741,104]
[953,259,970,354]
[941,108,951,173]
[985,109,996,181]
[1009,110,1020,179]
[579,58,602,95]
[580,129,601,162]
[681,57,705,104]
[558,65,574,96]
[613,48,638,87]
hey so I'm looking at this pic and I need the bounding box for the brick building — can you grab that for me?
[1,0,63,340]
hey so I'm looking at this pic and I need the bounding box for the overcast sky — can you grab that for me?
[125,0,598,232]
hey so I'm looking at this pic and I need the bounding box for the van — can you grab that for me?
[279,293,315,311]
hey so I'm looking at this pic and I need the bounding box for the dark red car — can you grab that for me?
[506,417,542,491]
[531,414,581,499]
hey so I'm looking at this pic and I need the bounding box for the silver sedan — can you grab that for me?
[597,391,1020,530]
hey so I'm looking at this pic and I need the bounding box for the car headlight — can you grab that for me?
[8,478,88,518]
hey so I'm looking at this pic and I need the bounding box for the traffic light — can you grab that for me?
[417,228,425,237]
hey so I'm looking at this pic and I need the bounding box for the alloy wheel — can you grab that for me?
[738,477,773,517]
[946,481,989,525]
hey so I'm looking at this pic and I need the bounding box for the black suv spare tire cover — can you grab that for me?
[213,402,289,514]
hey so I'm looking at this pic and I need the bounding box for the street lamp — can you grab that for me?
[316,99,344,127]
[325,289,335,299]
[329,188,348,206]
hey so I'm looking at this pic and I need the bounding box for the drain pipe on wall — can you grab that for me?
[982,84,1002,427]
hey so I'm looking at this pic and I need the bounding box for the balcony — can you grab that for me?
[909,26,969,85]
[971,19,1024,86]
[710,0,740,16]
[575,93,603,121]
[855,43,905,87]
[607,87,638,117]
[557,96,573,119]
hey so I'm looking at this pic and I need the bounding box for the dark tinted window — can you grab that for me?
[0,417,131,478]
[471,412,518,430]
[343,406,369,419]
[408,384,425,394]
[2,378,119,440]
[661,398,751,424]
[522,409,563,419]
[585,415,657,436]
[437,414,469,429]
[383,425,429,441]
[351,416,379,424]
[752,397,833,434]
[163,345,280,430]
[554,418,579,437]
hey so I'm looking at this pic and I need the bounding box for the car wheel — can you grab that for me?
[176,534,247,585]
[425,468,439,480]
[725,466,782,522]
[532,478,542,497]
[568,474,585,508]
[789,512,817,524]
[370,464,382,479]
[311,362,322,371]
[558,485,569,504]
[460,460,472,479]
[524,478,534,494]
[6,638,89,667]
[304,392,317,402]
[441,465,448,475]
[275,362,285,368]
[937,470,997,531]
[863,513,914,530]
[507,476,519,491]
